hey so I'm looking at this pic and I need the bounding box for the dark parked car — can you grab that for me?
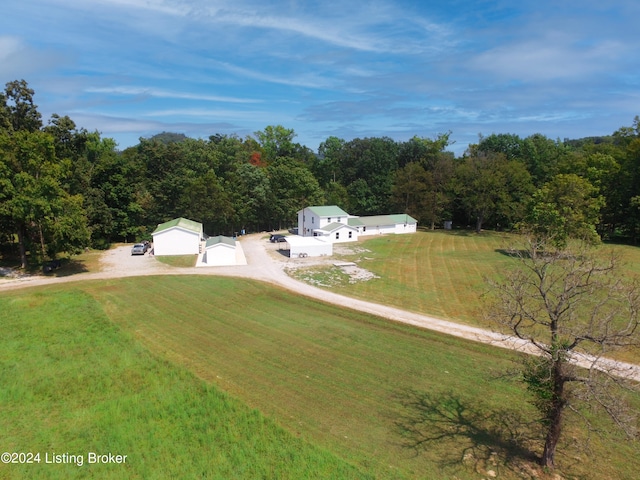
[43,259,62,273]
[269,234,287,243]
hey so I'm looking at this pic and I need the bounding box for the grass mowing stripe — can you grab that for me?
[0,286,369,479]
[82,276,640,479]
[291,230,516,326]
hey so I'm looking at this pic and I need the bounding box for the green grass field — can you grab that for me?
[0,285,368,479]
[291,230,640,331]
[2,276,638,479]
[154,254,198,268]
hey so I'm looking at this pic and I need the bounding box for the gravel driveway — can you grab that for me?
[2,233,640,382]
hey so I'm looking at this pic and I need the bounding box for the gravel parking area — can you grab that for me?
[99,245,173,276]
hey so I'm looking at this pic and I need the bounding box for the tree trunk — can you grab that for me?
[476,214,483,233]
[17,223,28,269]
[38,222,47,259]
[541,405,563,467]
[541,364,566,468]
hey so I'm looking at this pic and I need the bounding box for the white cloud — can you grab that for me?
[212,61,336,89]
[53,0,190,17]
[470,31,623,82]
[0,35,22,60]
[85,86,260,104]
[141,108,267,119]
[0,35,64,79]
[204,9,398,53]
[62,0,452,55]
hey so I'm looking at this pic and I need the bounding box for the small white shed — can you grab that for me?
[203,236,236,266]
[284,235,333,258]
[151,217,203,256]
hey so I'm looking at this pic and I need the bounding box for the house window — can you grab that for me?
[328,217,331,223]
[335,232,340,240]
[311,217,314,224]
[363,226,366,232]
[348,231,352,239]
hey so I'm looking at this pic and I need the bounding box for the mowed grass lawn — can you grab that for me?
[0,285,366,480]
[2,276,639,479]
[291,229,640,330]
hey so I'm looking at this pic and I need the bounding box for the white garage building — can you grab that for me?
[284,235,333,258]
[151,217,203,256]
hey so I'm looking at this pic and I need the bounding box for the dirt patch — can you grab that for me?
[278,242,379,286]
[286,263,379,287]
[338,264,380,283]
[333,244,372,256]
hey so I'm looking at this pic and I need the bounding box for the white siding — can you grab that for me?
[299,208,321,237]
[204,244,236,265]
[285,236,333,257]
[322,225,359,243]
[153,228,200,256]
[299,207,348,237]
[359,224,396,237]
[395,223,417,234]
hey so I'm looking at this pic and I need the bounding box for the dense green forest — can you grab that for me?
[2,79,640,267]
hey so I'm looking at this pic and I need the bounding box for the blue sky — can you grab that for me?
[1,0,638,155]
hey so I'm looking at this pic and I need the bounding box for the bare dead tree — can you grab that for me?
[486,233,640,468]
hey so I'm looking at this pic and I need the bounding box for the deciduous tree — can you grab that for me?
[267,157,324,229]
[521,173,604,247]
[391,162,430,222]
[454,151,533,232]
[254,125,313,163]
[486,235,640,468]
[2,79,42,133]
[0,130,89,266]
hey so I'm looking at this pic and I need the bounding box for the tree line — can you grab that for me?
[2,79,640,267]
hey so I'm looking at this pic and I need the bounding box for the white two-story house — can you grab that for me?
[297,205,359,243]
[297,206,417,244]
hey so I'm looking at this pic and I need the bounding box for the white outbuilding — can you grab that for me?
[283,235,333,258]
[350,214,417,237]
[201,236,237,266]
[151,217,203,256]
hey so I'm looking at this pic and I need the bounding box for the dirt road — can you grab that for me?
[2,233,640,381]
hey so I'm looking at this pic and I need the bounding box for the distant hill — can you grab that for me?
[564,135,616,148]
[147,132,189,144]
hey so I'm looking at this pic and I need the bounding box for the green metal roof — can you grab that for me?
[152,217,203,235]
[305,205,349,217]
[317,222,358,232]
[355,214,417,227]
[388,213,418,224]
[205,235,236,248]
